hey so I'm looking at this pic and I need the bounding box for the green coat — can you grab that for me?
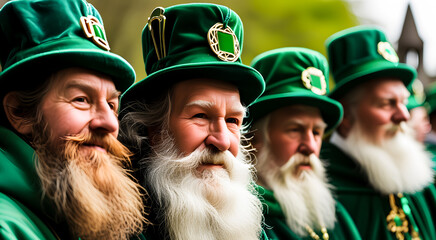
[256,185,362,240]
[0,126,59,239]
[0,126,147,240]
[320,141,436,240]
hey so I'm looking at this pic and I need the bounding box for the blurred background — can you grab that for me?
[1,0,435,88]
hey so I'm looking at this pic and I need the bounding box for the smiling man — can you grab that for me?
[119,3,267,240]
[0,0,145,239]
[249,47,361,240]
[321,26,436,240]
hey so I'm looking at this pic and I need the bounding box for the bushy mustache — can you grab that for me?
[63,132,132,163]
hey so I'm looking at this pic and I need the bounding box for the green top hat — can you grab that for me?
[0,0,135,97]
[248,47,343,133]
[120,3,265,108]
[326,26,417,100]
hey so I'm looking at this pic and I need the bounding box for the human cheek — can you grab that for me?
[174,124,208,154]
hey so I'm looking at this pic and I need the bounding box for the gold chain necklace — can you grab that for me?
[386,193,420,240]
[305,225,329,240]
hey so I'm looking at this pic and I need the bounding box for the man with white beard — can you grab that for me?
[249,47,361,240]
[0,0,146,239]
[321,26,436,240]
[119,3,267,240]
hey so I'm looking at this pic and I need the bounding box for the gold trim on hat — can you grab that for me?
[207,23,240,62]
[301,67,327,95]
[377,42,399,63]
[148,7,166,60]
[80,16,110,51]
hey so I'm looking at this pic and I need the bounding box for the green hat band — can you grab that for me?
[121,3,265,108]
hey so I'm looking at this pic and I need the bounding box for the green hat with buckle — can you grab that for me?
[0,0,135,97]
[248,47,343,133]
[120,3,265,108]
[326,26,417,100]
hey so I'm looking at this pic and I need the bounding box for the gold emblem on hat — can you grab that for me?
[301,67,327,95]
[148,7,166,60]
[412,79,425,104]
[80,16,110,51]
[377,42,399,63]
[208,23,240,62]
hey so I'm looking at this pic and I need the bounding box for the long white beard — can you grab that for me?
[336,122,435,194]
[143,132,263,240]
[256,146,336,237]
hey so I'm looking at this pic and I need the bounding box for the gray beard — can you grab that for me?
[142,131,263,240]
[332,123,435,194]
[256,146,336,237]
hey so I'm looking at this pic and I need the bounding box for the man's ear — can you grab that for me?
[3,92,32,135]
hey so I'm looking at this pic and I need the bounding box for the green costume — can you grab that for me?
[120,3,267,239]
[0,126,60,239]
[0,0,137,239]
[257,186,361,240]
[321,141,436,240]
[248,48,362,240]
[322,26,436,240]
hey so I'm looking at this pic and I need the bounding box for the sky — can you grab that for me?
[346,0,436,76]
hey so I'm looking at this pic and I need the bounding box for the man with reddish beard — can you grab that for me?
[249,47,361,240]
[119,3,267,240]
[321,26,436,240]
[0,0,145,239]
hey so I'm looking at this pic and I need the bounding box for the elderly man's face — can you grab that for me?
[40,67,120,152]
[267,105,326,169]
[353,78,410,143]
[169,78,244,163]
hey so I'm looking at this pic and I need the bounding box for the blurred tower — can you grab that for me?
[397,4,436,87]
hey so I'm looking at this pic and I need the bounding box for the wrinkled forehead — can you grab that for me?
[171,78,243,112]
[364,78,409,97]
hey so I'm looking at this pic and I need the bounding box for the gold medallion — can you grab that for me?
[80,16,110,51]
[301,67,327,95]
[207,23,240,62]
[377,42,399,63]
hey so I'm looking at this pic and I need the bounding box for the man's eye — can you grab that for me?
[226,118,239,125]
[193,113,207,119]
[108,102,117,110]
[73,97,88,103]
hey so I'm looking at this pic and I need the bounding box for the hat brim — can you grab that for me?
[0,38,135,95]
[329,60,416,100]
[248,92,343,134]
[120,61,265,109]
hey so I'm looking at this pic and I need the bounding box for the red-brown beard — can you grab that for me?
[32,123,146,240]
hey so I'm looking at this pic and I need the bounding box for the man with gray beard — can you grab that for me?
[0,0,146,239]
[249,47,361,240]
[321,26,436,240]
[119,3,267,240]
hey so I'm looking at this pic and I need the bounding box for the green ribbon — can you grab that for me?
[399,196,420,235]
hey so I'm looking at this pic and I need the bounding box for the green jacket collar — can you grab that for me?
[0,126,45,215]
